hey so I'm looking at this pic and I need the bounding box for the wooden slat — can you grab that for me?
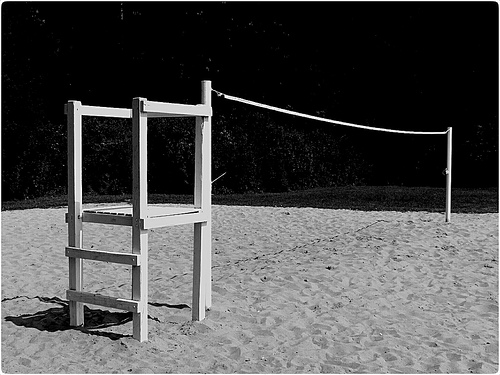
[145,113,197,118]
[84,205,132,214]
[82,211,133,226]
[65,246,140,266]
[64,104,132,118]
[66,290,139,313]
[148,207,199,218]
[142,211,208,229]
[142,100,211,117]
[81,105,132,118]
[79,207,204,227]
[85,205,197,217]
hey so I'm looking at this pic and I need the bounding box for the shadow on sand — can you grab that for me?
[3,296,190,340]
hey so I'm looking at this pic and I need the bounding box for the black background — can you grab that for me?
[2,2,498,199]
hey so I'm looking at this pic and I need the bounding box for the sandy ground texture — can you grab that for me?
[1,204,498,374]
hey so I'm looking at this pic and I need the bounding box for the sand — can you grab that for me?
[1,204,498,373]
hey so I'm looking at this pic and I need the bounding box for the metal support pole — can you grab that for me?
[445,127,452,222]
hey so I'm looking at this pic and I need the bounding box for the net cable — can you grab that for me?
[212,89,448,136]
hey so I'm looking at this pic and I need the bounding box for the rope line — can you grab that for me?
[212,89,448,135]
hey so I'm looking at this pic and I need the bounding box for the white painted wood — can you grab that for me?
[84,205,133,213]
[445,127,452,222]
[142,100,212,117]
[132,230,148,342]
[194,114,203,209]
[65,82,213,341]
[65,206,132,225]
[143,211,209,229]
[67,100,84,326]
[147,206,200,218]
[132,97,149,342]
[81,105,132,118]
[192,221,205,320]
[80,206,206,228]
[66,290,140,313]
[64,104,132,118]
[132,98,148,219]
[201,81,212,311]
[145,112,203,118]
[65,247,141,266]
[192,81,212,320]
[84,205,199,217]
[82,211,133,226]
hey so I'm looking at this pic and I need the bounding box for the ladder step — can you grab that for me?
[66,290,140,313]
[65,246,141,266]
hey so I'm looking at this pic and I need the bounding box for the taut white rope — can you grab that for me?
[213,89,448,136]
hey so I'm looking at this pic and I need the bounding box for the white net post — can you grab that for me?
[445,127,453,222]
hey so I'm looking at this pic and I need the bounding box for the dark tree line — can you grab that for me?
[2,2,498,200]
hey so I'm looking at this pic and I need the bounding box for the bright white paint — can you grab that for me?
[65,81,213,342]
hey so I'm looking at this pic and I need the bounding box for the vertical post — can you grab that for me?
[132,97,149,341]
[445,127,452,222]
[67,100,84,326]
[193,80,212,320]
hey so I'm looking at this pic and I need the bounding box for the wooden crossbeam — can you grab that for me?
[65,246,141,266]
[66,290,140,313]
[64,103,132,118]
[142,100,211,117]
[82,211,133,226]
[142,211,208,229]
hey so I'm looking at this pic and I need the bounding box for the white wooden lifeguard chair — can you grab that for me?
[65,81,212,342]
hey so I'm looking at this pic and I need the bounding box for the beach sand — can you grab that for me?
[1,204,498,373]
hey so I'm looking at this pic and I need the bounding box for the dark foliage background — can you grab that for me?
[2,2,498,200]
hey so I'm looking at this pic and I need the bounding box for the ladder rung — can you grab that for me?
[66,290,140,313]
[65,246,141,266]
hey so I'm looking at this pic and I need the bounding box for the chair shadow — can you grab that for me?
[4,296,190,341]
[149,302,190,310]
